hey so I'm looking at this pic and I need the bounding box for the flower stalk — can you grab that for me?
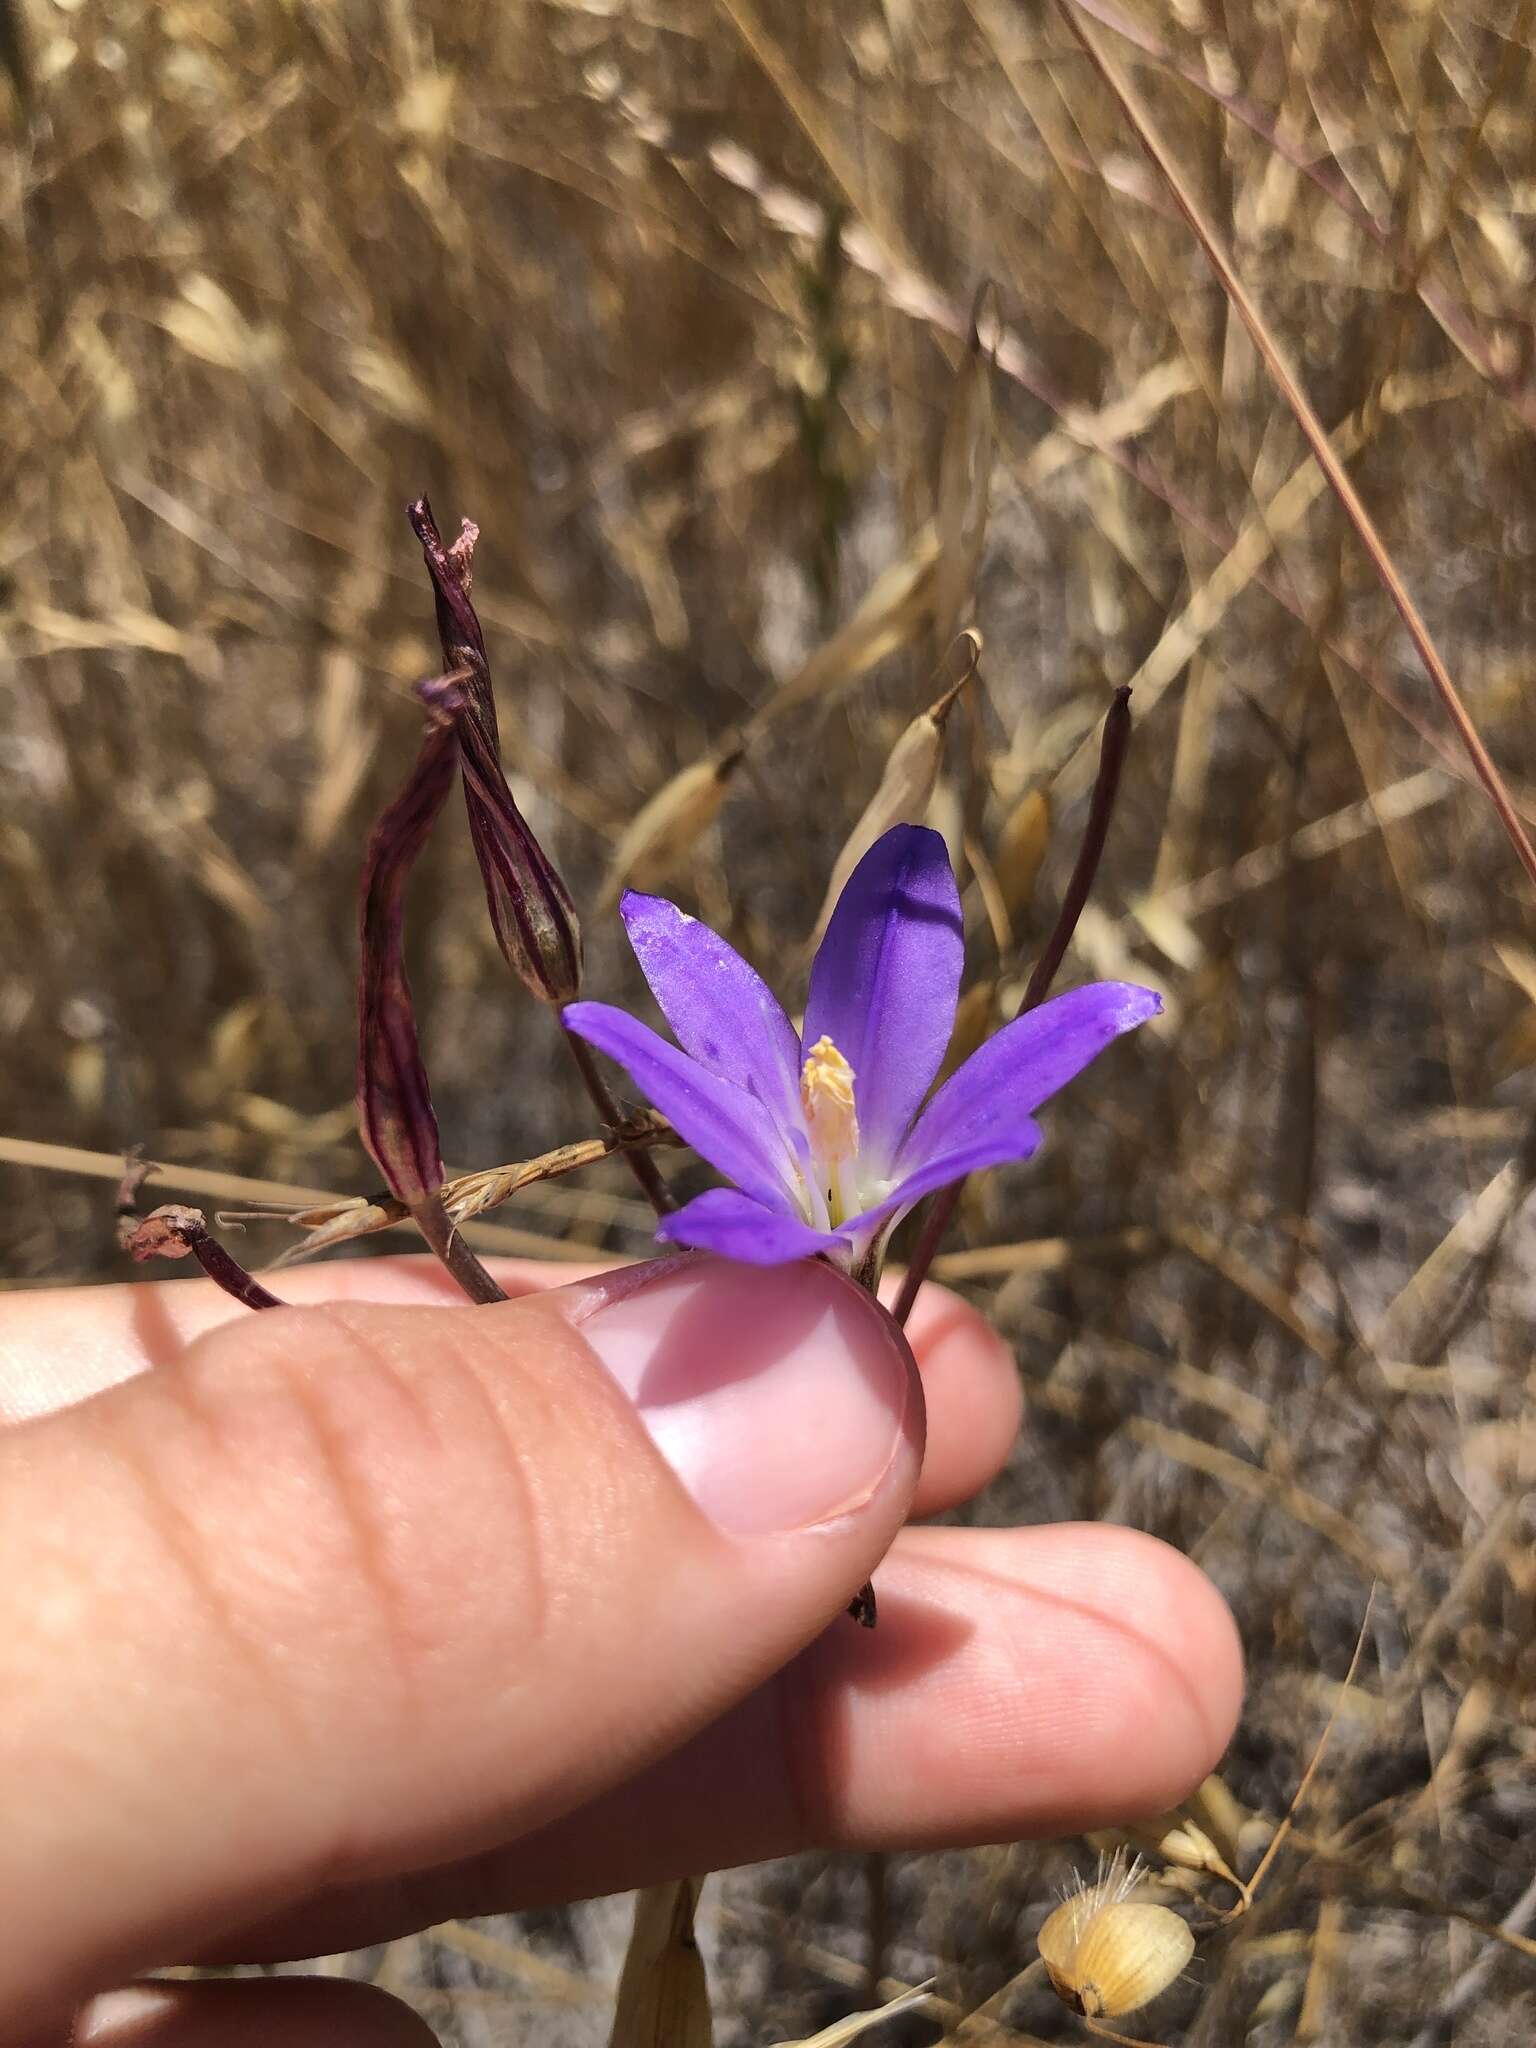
[889,686,1135,1326]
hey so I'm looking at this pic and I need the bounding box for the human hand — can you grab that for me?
[0,1251,1242,2045]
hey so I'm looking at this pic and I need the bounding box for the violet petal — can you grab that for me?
[802,824,963,1169]
[564,1001,800,1213]
[844,1119,1046,1252]
[655,1188,843,1264]
[897,981,1160,1176]
[620,890,802,1128]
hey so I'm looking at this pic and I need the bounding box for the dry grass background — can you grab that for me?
[4,0,1536,2039]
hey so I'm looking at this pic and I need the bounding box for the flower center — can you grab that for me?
[800,1035,861,1225]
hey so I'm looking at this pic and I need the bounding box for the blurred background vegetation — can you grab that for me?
[4,0,1536,2040]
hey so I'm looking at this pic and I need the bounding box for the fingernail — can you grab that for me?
[562,1256,917,1535]
[74,1986,178,2041]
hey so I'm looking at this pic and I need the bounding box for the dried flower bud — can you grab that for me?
[356,718,456,1207]
[1038,1857,1193,2020]
[409,499,583,1004]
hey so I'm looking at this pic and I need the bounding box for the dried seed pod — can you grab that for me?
[601,749,742,908]
[1039,1860,1193,2019]
[410,500,583,1003]
[356,718,456,1209]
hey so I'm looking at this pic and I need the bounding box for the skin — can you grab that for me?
[0,1254,1244,2046]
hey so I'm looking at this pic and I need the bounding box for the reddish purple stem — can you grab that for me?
[890,689,1135,1327]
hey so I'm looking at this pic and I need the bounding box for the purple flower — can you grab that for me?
[565,825,1160,1270]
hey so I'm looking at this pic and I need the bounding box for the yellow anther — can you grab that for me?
[800,1035,859,1163]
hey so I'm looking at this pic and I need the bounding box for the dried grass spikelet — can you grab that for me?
[1122,1810,1245,1896]
[808,634,978,942]
[1038,1856,1193,2021]
[600,747,743,909]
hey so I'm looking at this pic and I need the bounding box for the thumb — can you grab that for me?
[0,1253,922,2034]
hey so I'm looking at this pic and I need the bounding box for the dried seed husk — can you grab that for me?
[995,789,1051,919]
[809,638,977,941]
[931,282,996,649]
[942,978,996,1079]
[1071,1902,1194,2017]
[1125,1812,1241,1889]
[609,1878,712,2048]
[1039,1894,1193,2019]
[924,773,965,876]
[749,527,941,735]
[601,750,742,908]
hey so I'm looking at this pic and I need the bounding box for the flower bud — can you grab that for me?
[356,717,456,1207]
[409,498,583,1003]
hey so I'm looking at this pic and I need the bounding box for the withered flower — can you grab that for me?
[408,498,582,1005]
[119,1204,283,1312]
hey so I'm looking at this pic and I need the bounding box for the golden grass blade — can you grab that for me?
[609,1878,713,2048]
[1059,0,1536,891]
[1066,0,1536,430]
[0,1137,598,1264]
